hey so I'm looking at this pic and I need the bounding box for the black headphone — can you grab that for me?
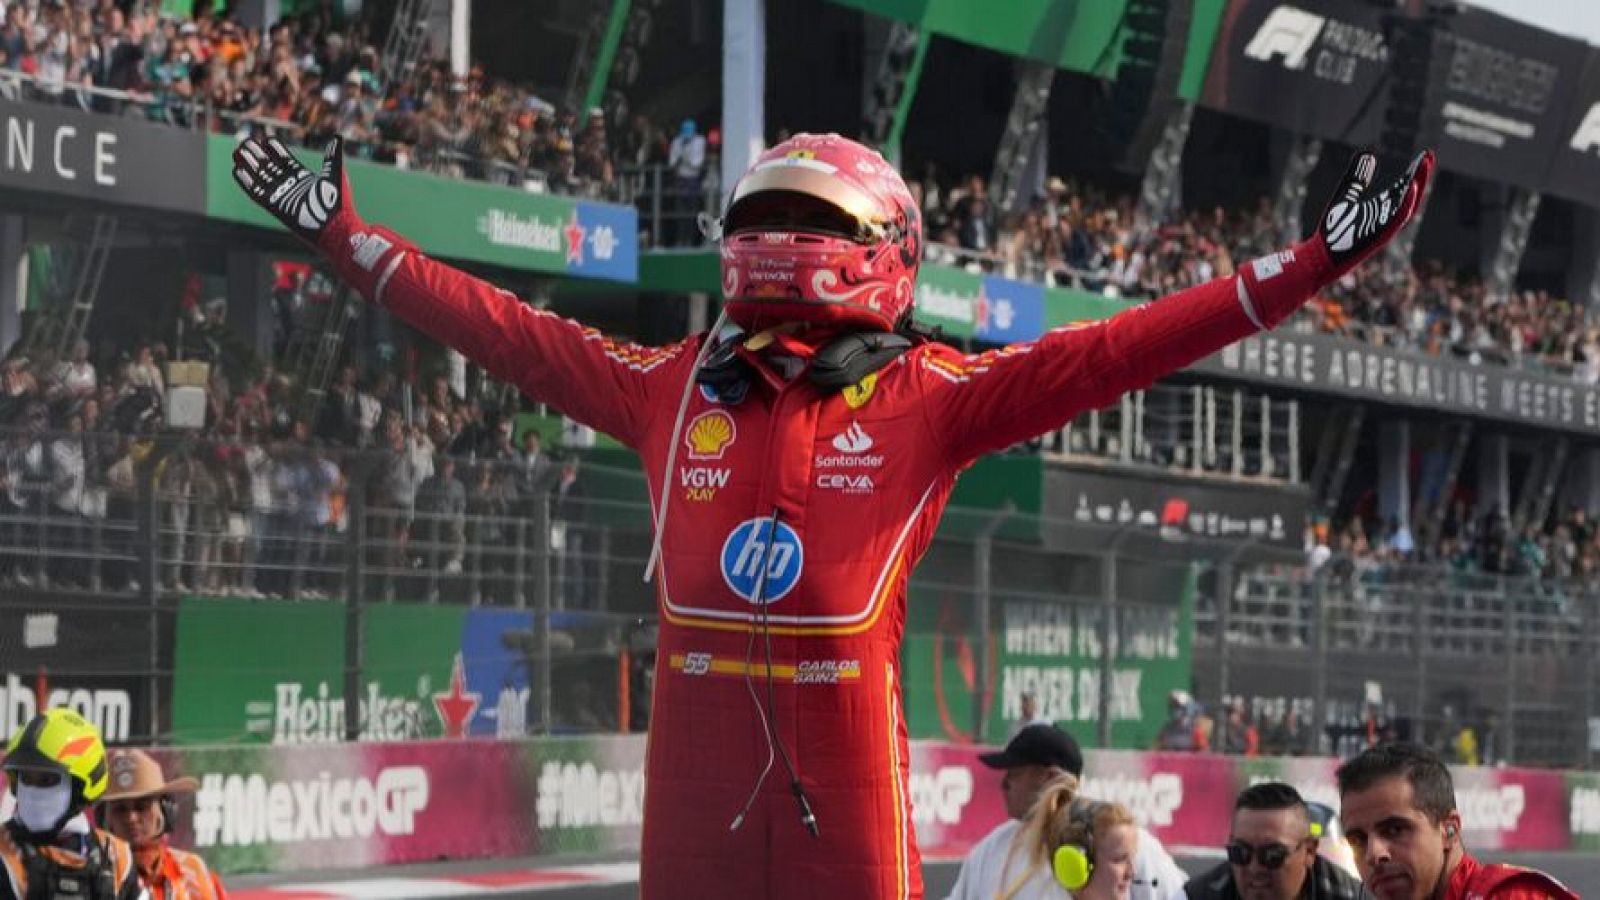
[1053,800,1106,890]
[158,796,178,836]
[695,324,935,399]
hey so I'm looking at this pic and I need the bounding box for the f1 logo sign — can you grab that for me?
[1570,102,1600,156]
[1243,6,1326,71]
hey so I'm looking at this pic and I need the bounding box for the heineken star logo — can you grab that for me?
[565,211,587,266]
[432,653,482,738]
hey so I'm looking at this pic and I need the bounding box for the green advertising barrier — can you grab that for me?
[362,605,468,740]
[170,598,345,745]
[1045,287,1136,327]
[205,135,638,282]
[903,564,1195,748]
[171,600,472,745]
[914,264,982,339]
[833,0,1225,101]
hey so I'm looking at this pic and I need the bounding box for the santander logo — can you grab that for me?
[832,421,874,453]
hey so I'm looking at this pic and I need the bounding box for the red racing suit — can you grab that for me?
[325,224,1333,899]
[1445,854,1577,900]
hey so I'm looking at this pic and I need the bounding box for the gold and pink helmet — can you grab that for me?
[720,133,922,332]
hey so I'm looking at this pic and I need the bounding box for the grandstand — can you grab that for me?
[4,0,1600,879]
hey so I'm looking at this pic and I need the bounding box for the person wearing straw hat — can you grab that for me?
[98,751,225,900]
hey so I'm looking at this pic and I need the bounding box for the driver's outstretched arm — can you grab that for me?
[924,150,1434,465]
[232,137,688,448]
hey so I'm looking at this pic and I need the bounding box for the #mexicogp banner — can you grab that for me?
[159,740,534,874]
[204,135,638,282]
[117,736,1600,876]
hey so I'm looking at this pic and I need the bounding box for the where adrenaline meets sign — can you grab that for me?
[1192,329,1600,435]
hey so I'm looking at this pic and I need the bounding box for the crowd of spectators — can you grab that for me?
[1155,688,1499,766]
[5,0,1594,377]
[918,166,1600,384]
[0,275,600,608]
[1313,499,1600,592]
[0,0,694,198]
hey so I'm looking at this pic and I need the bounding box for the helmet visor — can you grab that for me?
[725,165,886,243]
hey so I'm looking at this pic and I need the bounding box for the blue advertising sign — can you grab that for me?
[976,275,1045,344]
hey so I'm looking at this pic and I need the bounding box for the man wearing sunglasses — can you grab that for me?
[1184,783,1364,900]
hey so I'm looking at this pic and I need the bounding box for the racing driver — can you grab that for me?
[232,132,1432,900]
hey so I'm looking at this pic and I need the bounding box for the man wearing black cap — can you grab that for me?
[945,724,1187,900]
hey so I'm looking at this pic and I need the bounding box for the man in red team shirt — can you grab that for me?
[233,132,1431,900]
[1338,742,1575,900]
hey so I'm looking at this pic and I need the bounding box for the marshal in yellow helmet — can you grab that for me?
[3,707,110,806]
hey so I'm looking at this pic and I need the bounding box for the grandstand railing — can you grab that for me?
[614,163,721,249]
[1038,381,1301,483]
[1194,559,1599,767]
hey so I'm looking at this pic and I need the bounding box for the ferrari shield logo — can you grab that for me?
[843,373,878,410]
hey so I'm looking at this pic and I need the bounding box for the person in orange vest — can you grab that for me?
[99,751,226,900]
[1,708,146,899]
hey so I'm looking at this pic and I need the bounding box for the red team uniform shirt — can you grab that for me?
[346,232,1321,899]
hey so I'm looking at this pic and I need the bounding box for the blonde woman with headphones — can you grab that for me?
[995,774,1140,900]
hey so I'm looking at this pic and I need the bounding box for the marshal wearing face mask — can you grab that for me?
[231,132,1433,900]
[1,708,147,900]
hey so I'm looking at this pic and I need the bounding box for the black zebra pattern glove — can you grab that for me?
[1317,149,1434,276]
[232,137,349,247]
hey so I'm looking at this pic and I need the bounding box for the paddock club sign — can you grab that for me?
[1192,330,1600,435]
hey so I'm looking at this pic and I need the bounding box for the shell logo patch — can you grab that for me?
[686,410,737,460]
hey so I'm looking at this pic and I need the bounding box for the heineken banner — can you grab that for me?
[0,595,163,746]
[1569,770,1600,853]
[205,136,638,282]
[914,266,1046,343]
[914,265,982,340]
[170,598,346,744]
[169,598,619,744]
[0,97,206,212]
